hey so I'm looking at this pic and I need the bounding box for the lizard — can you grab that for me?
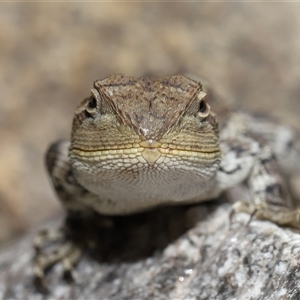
[33,74,300,293]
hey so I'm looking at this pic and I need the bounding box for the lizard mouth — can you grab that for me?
[70,140,221,164]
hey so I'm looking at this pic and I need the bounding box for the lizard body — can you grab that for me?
[33,74,300,293]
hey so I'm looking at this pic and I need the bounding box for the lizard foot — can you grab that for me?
[33,228,81,294]
[230,200,300,230]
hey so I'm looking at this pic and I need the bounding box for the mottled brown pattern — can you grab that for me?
[33,72,300,294]
[95,74,202,140]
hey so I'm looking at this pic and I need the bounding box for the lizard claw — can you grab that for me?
[33,228,82,293]
[230,200,300,230]
[33,275,50,295]
[229,201,256,226]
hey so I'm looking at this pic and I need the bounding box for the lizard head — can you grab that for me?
[70,74,220,166]
[69,75,221,207]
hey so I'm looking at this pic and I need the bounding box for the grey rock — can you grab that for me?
[0,198,300,300]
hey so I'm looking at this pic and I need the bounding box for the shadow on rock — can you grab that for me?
[65,199,223,263]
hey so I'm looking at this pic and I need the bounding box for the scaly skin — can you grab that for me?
[33,74,300,293]
[69,75,221,214]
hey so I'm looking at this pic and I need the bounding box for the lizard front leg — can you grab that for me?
[220,111,300,204]
[235,143,300,228]
[217,137,300,229]
[33,140,97,293]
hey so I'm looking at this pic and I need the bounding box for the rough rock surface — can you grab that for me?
[2,2,300,243]
[2,3,300,299]
[1,196,300,299]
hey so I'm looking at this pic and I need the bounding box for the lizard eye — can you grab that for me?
[87,96,97,109]
[197,100,210,119]
[85,94,99,116]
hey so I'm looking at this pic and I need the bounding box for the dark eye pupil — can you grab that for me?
[199,100,207,113]
[88,96,97,109]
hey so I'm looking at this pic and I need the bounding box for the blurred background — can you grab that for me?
[1,3,300,245]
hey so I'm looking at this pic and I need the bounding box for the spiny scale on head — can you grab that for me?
[93,74,203,140]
